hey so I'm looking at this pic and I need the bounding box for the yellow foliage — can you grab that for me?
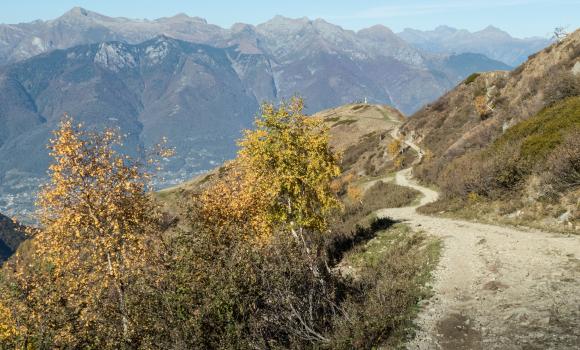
[0,301,18,344]
[387,138,402,158]
[474,95,490,117]
[394,157,404,170]
[235,97,342,237]
[4,115,170,346]
[423,149,434,162]
[467,192,481,203]
[200,163,274,244]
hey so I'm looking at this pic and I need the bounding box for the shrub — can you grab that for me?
[439,138,528,200]
[474,95,491,118]
[541,129,580,195]
[494,96,580,162]
[437,97,580,201]
[328,228,440,349]
[544,71,580,106]
[464,73,481,85]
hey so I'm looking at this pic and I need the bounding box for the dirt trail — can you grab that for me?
[377,161,580,349]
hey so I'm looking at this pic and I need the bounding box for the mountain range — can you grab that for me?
[0,8,549,217]
[0,8,547,68]
[398,25,550,67]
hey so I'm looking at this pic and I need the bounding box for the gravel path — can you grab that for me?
[377,168,580,349]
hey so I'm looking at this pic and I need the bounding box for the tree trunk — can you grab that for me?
[107,252,129,341]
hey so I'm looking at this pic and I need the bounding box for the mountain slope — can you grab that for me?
[0,9,523,216]
[0,36,261,217]
[0,213,26,262]
[0,8,516,115]
[403,29,579,162]
[399,25,551,66]
[402,29,580,231]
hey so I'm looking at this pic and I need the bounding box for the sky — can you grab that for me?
[0,0,578,38]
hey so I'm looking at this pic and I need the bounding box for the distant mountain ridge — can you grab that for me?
[0,8,545,68]
[0,36,261,195]
[0,8,524,216]
[398,25,551,66]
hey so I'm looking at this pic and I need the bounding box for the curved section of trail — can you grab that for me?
[377,144,580,349]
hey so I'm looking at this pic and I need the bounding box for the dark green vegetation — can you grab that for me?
[464,72,481,85]
[494,96,580,161]
[419,94,579,231]
[0,214,26,263]
[436,97,580,200]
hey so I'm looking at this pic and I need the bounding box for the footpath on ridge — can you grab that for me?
[379,129,580,349]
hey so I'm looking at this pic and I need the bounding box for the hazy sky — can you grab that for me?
[1,0,578,38]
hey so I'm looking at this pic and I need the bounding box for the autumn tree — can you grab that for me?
[388,137,404,169]
[0,300,20,347]
[236,97,341,244]
[3,116,172,348]
[387,138,402,157]
[181,98,342,347]
[474,95,494,118]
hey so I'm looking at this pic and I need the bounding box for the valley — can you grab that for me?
[0,8,539,219]
[0,4,577,349]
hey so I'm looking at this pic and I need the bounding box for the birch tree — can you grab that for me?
[16,116,171,347]
[237,97,341,245]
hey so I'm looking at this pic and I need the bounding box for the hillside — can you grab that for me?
[0,213,26,262]
[402,29,580,231]
[157,103,410,214]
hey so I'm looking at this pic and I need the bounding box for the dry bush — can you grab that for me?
[544,71,580,106]
[346,185,363,203]
[417,197,466,215]
[439,139,528,200]
[541,129,580,196]
[363,182,420,209]
[341,132,386,172]
[474,95,491,118]
[328,230,437,349]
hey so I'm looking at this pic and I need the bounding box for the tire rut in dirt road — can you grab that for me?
[377,167,580,349]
